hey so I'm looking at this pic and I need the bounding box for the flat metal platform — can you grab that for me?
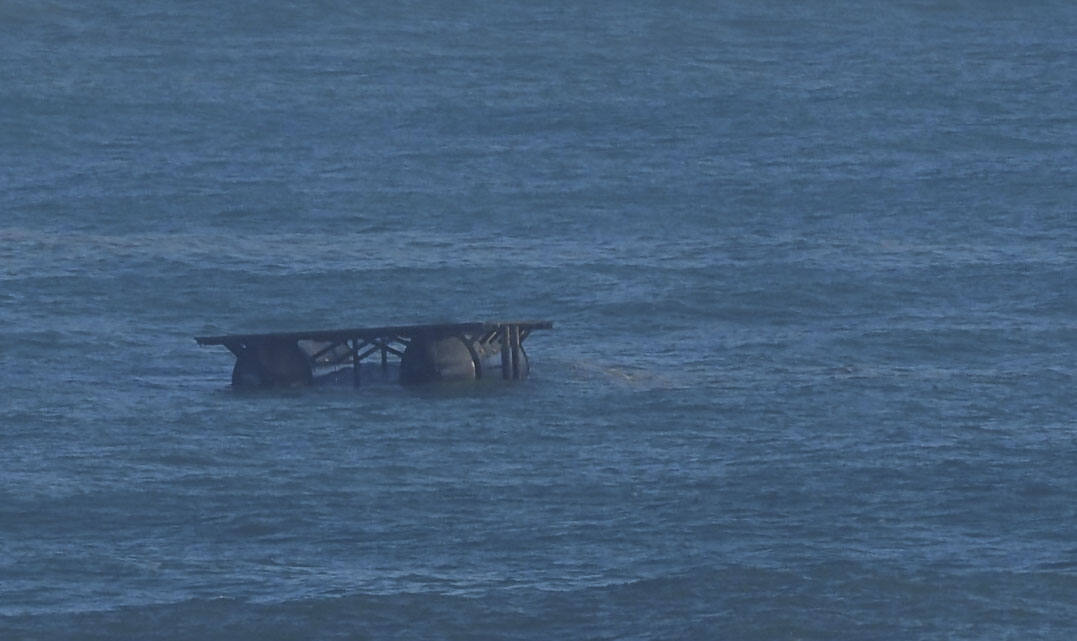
[196,320,553,352]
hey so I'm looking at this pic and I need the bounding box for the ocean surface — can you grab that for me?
[2,1,1075,639]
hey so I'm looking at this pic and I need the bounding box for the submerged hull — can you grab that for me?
[196,320,551,389]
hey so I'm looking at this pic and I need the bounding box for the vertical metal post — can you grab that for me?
[500,325,511,380]
[458,335,481,380]
[510,324,521,380]
[381,343,388,372]
[351,338,360,388]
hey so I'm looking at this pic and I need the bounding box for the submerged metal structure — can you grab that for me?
[195,321,553,388]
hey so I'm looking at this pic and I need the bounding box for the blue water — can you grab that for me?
[2,1,1076,638]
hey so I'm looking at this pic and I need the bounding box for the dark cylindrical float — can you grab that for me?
[400,335,527,384]
[400,336,475,384]
[231,339,313,388]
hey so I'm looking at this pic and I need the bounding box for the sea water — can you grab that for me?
[2,1,1075,639]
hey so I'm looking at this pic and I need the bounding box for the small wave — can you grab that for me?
[564,360,687,391]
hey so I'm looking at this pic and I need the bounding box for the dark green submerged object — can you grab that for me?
[195,320,553,388]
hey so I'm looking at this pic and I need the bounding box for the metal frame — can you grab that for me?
[196,321,553,386]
